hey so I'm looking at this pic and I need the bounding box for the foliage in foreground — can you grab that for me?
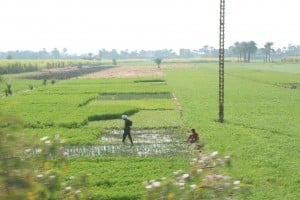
[0,115,88,200]
[143,149,241,200]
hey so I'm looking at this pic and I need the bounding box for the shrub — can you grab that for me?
[29,84,34,90]
[0,115,89,199]
[5,83,12,96]
[112,58,117,65]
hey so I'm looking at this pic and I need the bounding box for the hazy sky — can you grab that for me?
[0,0,299,54]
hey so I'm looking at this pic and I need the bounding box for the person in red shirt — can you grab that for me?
[187,128,199,143]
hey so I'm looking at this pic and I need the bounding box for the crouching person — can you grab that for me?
[187,128,199,143]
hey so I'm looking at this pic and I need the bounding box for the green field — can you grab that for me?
[0,60,299,199]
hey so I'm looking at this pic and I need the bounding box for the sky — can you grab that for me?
[0,0,299,54]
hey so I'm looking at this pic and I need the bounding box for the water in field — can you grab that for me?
[65,129,190,157]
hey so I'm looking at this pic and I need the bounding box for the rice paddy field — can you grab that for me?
[0,59,299,199]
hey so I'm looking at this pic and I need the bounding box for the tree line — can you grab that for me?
[1,43,300,61]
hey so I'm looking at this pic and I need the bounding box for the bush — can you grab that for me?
[0,115,89,199]
[5,83,12,96]
[143,151,242,199]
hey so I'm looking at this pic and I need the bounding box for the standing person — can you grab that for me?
[187,128,199,143]
[122,115,133,145]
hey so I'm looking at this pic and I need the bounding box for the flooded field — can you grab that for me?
[65,129,190,157]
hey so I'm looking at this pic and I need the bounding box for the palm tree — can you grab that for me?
[233,41,257,62]
[233,42,242,62]
[240,42,249,62]
[264,42,274,62]
[247,41,257,62]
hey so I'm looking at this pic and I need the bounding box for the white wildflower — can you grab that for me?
[224,155,231,159]
[197,169,203,174]
[176,182,185,187]
[40,136,49,141]
[36,148,42,153]
[65,186,72,191]
[198,159,204,164]
[69,176,75,180]
[25,149,31,153]
[182,174,189,179]
[153,181,161,187]
[191,158,197,164]
[49,175,56,180]
[36,174,43,178]
[149,179,155,184]
[161,177,167,181]
[145,185,152,189]
[210,151,218,158]
[190,184,197,190]
[233,180,240,185]
[45,140,51,145]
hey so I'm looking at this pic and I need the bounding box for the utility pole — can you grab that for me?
[219,0,225,123]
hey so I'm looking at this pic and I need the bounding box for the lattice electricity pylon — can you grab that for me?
[219,0,225,123]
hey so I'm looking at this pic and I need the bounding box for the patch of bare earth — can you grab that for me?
[80,64,194,79]
[81,66,164,78]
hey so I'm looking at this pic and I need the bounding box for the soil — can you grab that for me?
[80,66,164,78]
[79,63,194,78]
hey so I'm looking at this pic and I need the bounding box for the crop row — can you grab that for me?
[24,66,115,80]
[0,59,112,74]
[0,77,180,144]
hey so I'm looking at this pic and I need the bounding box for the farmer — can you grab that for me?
[122,115,133,145]
[187,128,199,143]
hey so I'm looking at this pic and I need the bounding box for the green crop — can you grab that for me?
[164,62,300,200]
[1,61,299,199]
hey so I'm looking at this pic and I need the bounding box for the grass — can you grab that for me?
[66,157,191,200]
[0,60,299,199]
[164,62,300,199]
[0,76,180,144]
